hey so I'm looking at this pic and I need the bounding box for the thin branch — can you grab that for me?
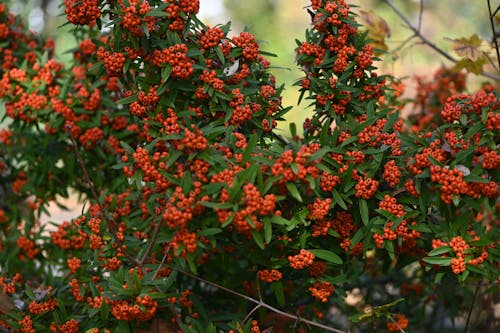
[390,34,418,55]
[492,4,500,17]
[152,248,170,280]
[139,219,163,266]
[383,0,500,82]
[173,268,347,333]
[487,0,500,70]
[464,282,481,333]
[243,304,262,323]
[272,132,289,146]
[417,0,424,31]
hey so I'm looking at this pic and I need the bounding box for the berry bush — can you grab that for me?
[0,0,498,332]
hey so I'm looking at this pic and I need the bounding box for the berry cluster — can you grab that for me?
[64,0,100,26]
[289,249,315,269]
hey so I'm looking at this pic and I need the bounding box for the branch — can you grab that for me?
[383,0,500,82]
[487,0,500,71]
[464,282,481,333]
[139,218,163,266]
[172,268,348,333]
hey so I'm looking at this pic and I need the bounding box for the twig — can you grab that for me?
[272,131,289,146]
[487,0,500,70]
[152,247,170,280]
[493,4,500,16]
[383,0,500,82]
[172,268,348,333]
[464,282,481,333]
[139,219,163,266]
[417,0,424,31]
[243,304,262,323]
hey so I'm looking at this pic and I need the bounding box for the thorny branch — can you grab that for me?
[383,0,500,82]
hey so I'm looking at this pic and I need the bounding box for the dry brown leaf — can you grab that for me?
[445,34,484,61]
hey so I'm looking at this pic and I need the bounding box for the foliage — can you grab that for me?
[0,0,498,332]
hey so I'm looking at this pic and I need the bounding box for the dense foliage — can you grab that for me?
[0,0,498,332]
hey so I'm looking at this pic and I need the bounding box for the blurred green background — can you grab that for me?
[5,0,496,131]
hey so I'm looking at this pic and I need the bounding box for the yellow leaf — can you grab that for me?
[359,10,390,52]
[454,56,487,75]
[445,34,485,61]
[359,10,391,39]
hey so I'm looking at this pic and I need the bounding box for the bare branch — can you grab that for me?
[383,0,500,81]
[417,0,424,31]
[487,0,500,71]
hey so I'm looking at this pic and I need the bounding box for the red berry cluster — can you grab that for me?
[150,44,193,79]
[198,26,224,50]
[387,314,409,332]
[383,160,401,187]
[355,176,379,199]
[258,269,283,282]
[309,281,334,302]
[120,0,155,36]
[64,0,100,26]
[289,249,315,269]
[232,32,260,61]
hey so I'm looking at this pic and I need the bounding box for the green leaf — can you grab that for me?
[270,215,290,226]
[332,189,348,210]
[286,182,303,202]
[146,10,169,17]
[197,228,222,237]
[309,249,343,264]
[242,134,257,164]
[289,122,297,137]
[117,94,137,105]
[263,218,272,244]
[434,272,445,283]
[359,199,369,225]
[251,230,265,250]
[272,281,285,307]
[454,147,474,164]
[423,257,451,266]
[458,269,470,282]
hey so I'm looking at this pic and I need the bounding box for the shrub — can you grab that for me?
[0,1,498,332]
